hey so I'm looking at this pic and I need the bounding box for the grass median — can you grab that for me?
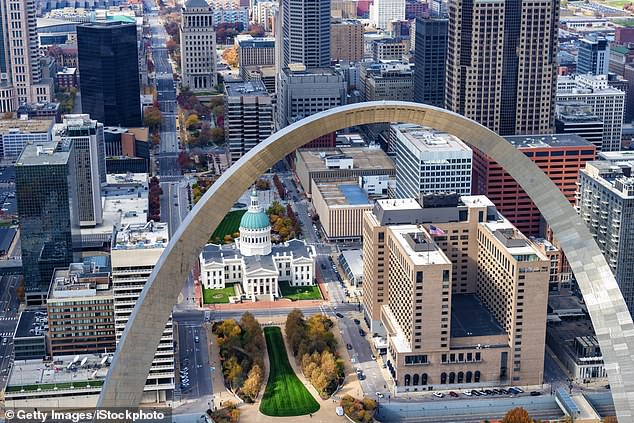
[259,327,320,417]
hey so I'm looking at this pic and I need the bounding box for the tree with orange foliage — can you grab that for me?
[502,407,532,423]
[222,46,239,68]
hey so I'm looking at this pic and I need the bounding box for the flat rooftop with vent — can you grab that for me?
[112,221,169,250]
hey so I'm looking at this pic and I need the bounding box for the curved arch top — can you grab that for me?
[98,101,634,421]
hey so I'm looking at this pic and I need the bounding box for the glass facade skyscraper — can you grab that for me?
[413,17,448,108]
[16,141,78,305]
[77,21,141,128]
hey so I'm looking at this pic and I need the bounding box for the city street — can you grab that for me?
[0,274,19,389]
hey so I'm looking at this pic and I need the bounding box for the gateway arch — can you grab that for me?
[99,101,634,421]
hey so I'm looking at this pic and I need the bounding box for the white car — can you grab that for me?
[432,392,444,398]
[463,390,472,396]
[375,392,384,398]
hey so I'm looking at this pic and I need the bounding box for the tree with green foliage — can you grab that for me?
[144,106,163,131]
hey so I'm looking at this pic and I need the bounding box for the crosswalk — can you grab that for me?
[0,331,14,337]
[0,316,16,321]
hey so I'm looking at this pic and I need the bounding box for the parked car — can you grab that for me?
[471,390,481,396]
[463,390,472,396]
[449,391,459,398]
[432,392,444,398]
[512,386,524,393]
[358,329,366,337]
[194,336,200,343]
[353,319,361,325]
[336,313,344,318]
[530,391,542,397]
[375,392,384,398]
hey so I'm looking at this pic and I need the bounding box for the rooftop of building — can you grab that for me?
[224,79,269,97]
[48,263,111,301]
[315,180,371,207]
[505,134,594,149]
[331,18,362,25]
[297,147,394,172]
[393,124,472,155]
[598,150,634,162]
[16,141,69,166]
[112,221,168,250]
[16,102,60,113]
[57,67,77,75]
[201,238,314,263]
[0,227,16,252]
[481,219,548,258]
[56,114,99,130]
[450,294,506,338]
[340,249,363,277]
[236,34,275,47]
[388,224,450,266]
[15,307,47,339]
[0,119,53,134]
[79,20,135,28]
[284,65,340,75]
[6,353,111,391]
[581,160,634,198]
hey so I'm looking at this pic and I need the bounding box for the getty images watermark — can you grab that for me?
[4,408,173,422]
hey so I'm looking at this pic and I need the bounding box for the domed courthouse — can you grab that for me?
[199,189,316,301]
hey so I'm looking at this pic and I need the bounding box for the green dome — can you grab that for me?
[240,210,270,230]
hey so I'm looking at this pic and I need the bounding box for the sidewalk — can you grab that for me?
[212,298,324,311]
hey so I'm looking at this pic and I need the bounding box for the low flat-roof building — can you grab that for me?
[47,262,114,356]
[13,308,47,361]
[0,119,53,159]
[295,146,395,194]
[312,180,373,242]
[338,249,363,287]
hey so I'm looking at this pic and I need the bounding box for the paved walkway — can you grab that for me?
[204,324,240,411]
[212,299,324,311]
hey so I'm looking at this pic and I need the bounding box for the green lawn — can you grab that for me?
[279,282,322,301]
[6,379,104,392]
[203,285,236,304]
[602,0,633,8]
[210,210,247,242]
[259,327,320,417]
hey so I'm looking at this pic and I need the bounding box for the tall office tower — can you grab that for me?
[111,222,174,402]
[279,0,330,68]
[391,124,472,198]
[362,195,550,388]
[77,22,141,128]
[369,0,405,32]
[557,74,624,152]
[52,114,105,227]
[555,102,604,149]
[577,160,634,314]
[578,35,610,76]
[331,19,364,62]
[360,62,414,101]
[472,134,596,237]
[16,141,78,305]
[224,80,273,164]
[445,0,559,135]
[4,0,53,105]
[180,0,217,93]
[277,65,346,129]
[413,17,447,107]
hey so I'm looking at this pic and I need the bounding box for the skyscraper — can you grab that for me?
[413,16,448,107]
[578,35,610,76]
[369,0,405,32]
[77,22,141,128]
[224,80,273,164]
[577,160,634,314]
[279,0,330,68]
[180,0,217,92]
[52,114,106,227]
[16,141,78,305]
[111,222,174,401]
[445,0,559,135]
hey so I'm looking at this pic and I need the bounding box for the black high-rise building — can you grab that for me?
[16,141,79,305]
[77,22,141,127]
[413,17,447,108]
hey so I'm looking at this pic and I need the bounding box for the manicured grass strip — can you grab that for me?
[6,379,104,392]
[259,327,320,417]
[279,281,322,301]
[203,285,236,304]
[210,210,246,242]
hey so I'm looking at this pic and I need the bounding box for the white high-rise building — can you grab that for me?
[557,74,625,152]
[180,0,217,92]
[369,0,405,32]
[392,124,472,199]
[111,222,174,402]
[52,114,105,227]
